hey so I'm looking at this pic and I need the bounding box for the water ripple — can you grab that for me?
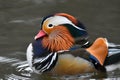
[0,56,19,63]
[0,56,32,78]
[5,74,30,80]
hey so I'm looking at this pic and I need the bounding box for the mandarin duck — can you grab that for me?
[26,13,120,75]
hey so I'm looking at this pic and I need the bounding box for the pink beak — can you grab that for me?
[34,30,46,40]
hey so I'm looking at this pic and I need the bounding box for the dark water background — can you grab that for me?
[0,0,120,79]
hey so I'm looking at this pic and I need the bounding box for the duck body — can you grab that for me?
[27,40,94,75]
[26,13,120,75]
[27,37,109,75]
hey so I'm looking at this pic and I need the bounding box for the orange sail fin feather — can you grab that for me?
[86,38,108,65]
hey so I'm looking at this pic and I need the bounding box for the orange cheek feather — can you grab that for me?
[42,26,74,52]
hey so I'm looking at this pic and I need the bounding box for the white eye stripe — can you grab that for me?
[44,16,73,26]
[44,16,86,31]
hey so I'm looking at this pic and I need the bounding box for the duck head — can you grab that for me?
[35,13,88,52]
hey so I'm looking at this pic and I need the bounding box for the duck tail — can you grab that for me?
[105,42,120,65]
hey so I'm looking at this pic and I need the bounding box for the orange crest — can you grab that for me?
[55,13,78,25]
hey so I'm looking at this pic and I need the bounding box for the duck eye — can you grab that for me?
[48,24,53,27]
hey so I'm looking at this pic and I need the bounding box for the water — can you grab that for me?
[0,0,120,79]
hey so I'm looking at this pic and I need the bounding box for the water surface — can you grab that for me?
[0,0,120,79]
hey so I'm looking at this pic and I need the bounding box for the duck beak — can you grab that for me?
[34,30,46,40]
